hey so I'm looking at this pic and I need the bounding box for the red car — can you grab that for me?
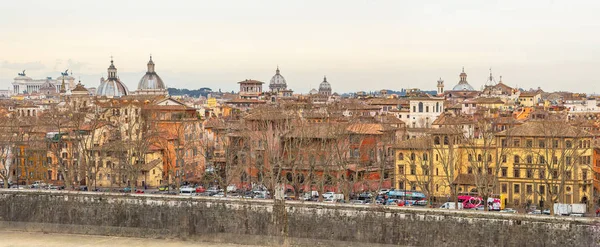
[195,186,206,193]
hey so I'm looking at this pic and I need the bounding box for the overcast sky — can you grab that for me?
[1,0,599,94]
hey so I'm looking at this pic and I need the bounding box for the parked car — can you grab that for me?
[158,185,169,191]
[195,186,206,193]
[500,208,517,213]
[120,187,133,193]
[135,189,144,194]
[350,200,365,204]
[528,210,542,215]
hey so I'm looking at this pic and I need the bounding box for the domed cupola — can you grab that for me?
[269,66,287,93]
[137,56,167,95]
[452,67,475,91]
[318,76,332,96]
[96,58,129,98]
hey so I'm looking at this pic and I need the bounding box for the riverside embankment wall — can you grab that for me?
[0,190,598,246]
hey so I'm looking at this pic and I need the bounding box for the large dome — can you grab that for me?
[319,76,331,91]
[137,56,166,92]
[97,59,129,97]
[269,66,287,92]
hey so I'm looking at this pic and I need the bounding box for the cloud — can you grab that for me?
[1,61,46,70]
[52,59,89,74]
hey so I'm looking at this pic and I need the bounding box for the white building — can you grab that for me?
[11,70,75,95]
[407,96,445,128]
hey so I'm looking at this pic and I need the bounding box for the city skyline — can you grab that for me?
[1,0,600,93]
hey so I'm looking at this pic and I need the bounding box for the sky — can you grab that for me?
[1,0,600,94]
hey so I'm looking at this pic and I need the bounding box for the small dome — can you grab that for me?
[269,66,287,92]
[452,67,475,91]
[97,78,129,97]
[137,56,166,92]
[309,89,318,95]
[97,59,129,97]
[452,83,475,91]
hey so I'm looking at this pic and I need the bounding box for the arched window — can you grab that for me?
[398,153,404,160]
[423,153,428,161]
[477,154,482,162]
[488,154,492,162]
[418,102,424,112]
[444,136,449,145]
[436,102,439,112]
[410,153,416,161]
[526,155,533,163]
[539,155,545,164]
[468,154,473,161]
[514,155,520,163]
[434,136,440,145]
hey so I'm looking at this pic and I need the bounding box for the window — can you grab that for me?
[501,139,507,147]
[583,170,588,180]
[539,185,545,195]
[566,171,572,180]
[501,168,507,177]
[398,165,405,174]
[426,106,429,112]
[487,168,493,175]
[514,155,520,163]
[552,169,558,179]
[477,154,482,162]
[514,184,520,193]
[468,154,473,162]
[539,169,545,179]
[488,155,492,162]
[566,156,572,165]
[434,136,440,145]
[513,168,520,178]
[566,140,572,148]
[501,184,507,193]
[436,168,439,176]
[526,139,533,147]
[436,154,439,161]
[553,140,559,148]
[526,184,533,194]
[526,155,533,164]
[525,169,533,178]
[513,139,521,147]
[410,166,416,175]
[410,153,415,161]
[552,156,558,164]
[468,167,473,174]
[418,102,423,112]
[501,155,507,163]
[538,140,546,148]
[423,153,428,161]
[398,153,404,160]
[539,156,545,164]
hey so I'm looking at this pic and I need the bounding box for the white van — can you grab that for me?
[440,202,464,210]
[179,186,196,196]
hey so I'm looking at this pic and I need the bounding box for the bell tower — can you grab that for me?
[437,78,444,95]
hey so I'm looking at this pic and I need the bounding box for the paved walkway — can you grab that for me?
[0,231,263,247]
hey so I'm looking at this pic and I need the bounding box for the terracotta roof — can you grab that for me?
[496,121,591,138]
[140,159,162,171]
[346,123,385,135]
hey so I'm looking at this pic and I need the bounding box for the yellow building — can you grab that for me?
[394,121,593,209]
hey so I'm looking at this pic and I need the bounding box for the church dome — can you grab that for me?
[97,59,129,97]
[318,76,332,95]
[137,56,166,92]
[452,67,475,91]
[269,66,287,92]
[309,89,318,95]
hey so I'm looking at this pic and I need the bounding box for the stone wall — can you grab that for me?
[0,190,599,246]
